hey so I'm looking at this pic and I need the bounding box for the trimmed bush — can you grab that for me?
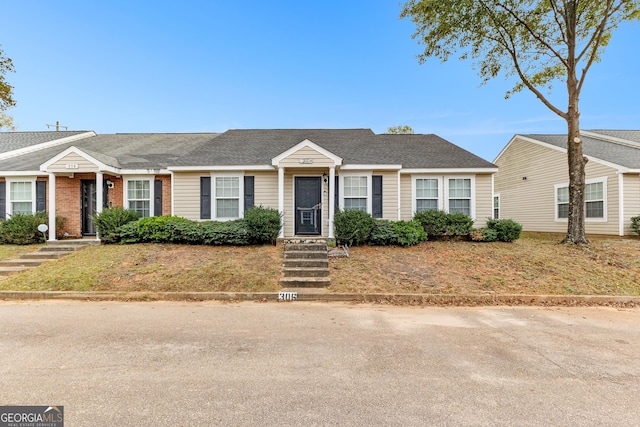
[486,218,522,242]
[413,210,474,240]
[369,220,400,246]
[244,206,282,244]
[0,212,50,245]
[200,220,251,245]
[334,209,377,246]
[469,228,499,242]
[392,220,428,247]
[631,216,640,236]
[135,216,193,243]
[92,207,140,243]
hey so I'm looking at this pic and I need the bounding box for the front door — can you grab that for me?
[295,177,322,235]
[81,180,109,236]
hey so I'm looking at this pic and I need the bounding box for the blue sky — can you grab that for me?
[3,1,639,161]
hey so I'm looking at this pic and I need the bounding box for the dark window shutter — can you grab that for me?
[0,182,5,219]
[200,177,211,220]
[244,176,254,212]
[372,175,383,218]
[36,181,47,212]
[334,176,340,211]
[154,179,163,216]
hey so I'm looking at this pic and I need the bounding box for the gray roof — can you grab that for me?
[521,132,640,169]
[0,131,91,153]
[173,129,496,169]
[587,130,640,144]
[0,133,220,171]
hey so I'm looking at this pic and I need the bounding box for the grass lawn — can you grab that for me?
[0,233,639,295]
[0,244,41,260]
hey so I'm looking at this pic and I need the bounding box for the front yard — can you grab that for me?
[0,233,639,295]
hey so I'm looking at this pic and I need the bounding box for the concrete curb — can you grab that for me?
[0,291,639,307]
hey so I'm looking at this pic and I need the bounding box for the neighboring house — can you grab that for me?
[0,129,497,240]
[494,130,640,236]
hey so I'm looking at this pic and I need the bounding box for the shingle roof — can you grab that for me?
[173,129,496,169]
[587,130,640,143]
[0,131,91,153]
[522,132,640,169]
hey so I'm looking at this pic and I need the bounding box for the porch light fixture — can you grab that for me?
[322,173,328,184]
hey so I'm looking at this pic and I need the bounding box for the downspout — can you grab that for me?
[618,172,624,236]
[397,170,401,220]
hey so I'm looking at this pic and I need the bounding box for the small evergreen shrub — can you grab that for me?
[369,220,399,246]
[486,218,522,242]
[413,210,448,238]
[135,216,193,243]
[244,206,282,244]
[446,212,474,238]
[631,216,640,236]
[200,220,251,245]
[92,207,139,243]
[469,228,499,242]
[333,209,376,246]
[392,220,428,247]
[0,212,50,245]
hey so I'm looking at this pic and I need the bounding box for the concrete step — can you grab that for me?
[284,250,328,260]
[279,277,332,288]
[0,266,31,276]
[285,243,328,252]
[283,258,329,268]
[20,251,72,260]
[46,240,99,247]
[0,259,50,267]
[282,267,330,278]
[42,245,83,252]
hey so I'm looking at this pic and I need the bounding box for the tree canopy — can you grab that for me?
[0,45,15,130]
[401,0,640,244]
[386,125,415,134]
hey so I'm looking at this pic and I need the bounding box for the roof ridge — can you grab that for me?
[582,130,640,150]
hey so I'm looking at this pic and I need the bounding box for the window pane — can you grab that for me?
[216,199,239,218]
[128,180,150,200]
[416,179,438,198]
[586,201,604,218]
[449,199,470,215]
[10,182,32,201]
[344,176,367,197]
[449,179,471,198]
[344,198,367,212]
[558,203,569,219]
[585,182,603,201]
[557,187,569,203]
[216,177,239,198]
[129,200,150,218]
[12,202,32,215]
[416,199,438,212]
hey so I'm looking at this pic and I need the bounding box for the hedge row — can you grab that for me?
[93,206,282,245]
[0,212,64,245]
[334,209,522,246]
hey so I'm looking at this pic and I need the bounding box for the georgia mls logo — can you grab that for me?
[0,406,64,427]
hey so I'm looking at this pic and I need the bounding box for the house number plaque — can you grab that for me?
[278,292,298,301]
[65,164,79,169]
[299,158,313,164]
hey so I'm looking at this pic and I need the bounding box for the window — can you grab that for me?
[493,195,500,219]
[127,179,151,218]
[447,178,471,216]
[555,178,606,221]
[10,181,33,215]
[215,176,240,218]
[415,178,439,212]
[343,176,368,212]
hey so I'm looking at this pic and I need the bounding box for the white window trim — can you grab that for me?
[444,176,476,219]
[212,173,245,221]
[412,175,443,215]
[493,194,500,219]
[124,176,155,218]
[554,177,608,223]
[6,177,36,216]
[339,172,372,214]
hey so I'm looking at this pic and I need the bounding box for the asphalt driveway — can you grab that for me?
[1,301,639,426]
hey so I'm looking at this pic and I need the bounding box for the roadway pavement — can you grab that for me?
[1,300,639,426]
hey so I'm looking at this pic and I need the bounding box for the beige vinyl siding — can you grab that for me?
[253,171,278,208]
[474,174,493,227]
[172,172,204,220]
[622,174,640,235]
[279,147,336,168]
[374,170,398,220]
[495,137,621,235]
[48,153,99,172]
[400,174,413,221]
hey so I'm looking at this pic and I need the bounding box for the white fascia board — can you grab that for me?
[340,164,402,170]
[0,131,96,161]
[581,130,640,148]
[400,168,498,174]
[39,146,117,173]
[0,170,47,177]
[168,165,275,172]
[271,139,343,166]
[120,169,171,175]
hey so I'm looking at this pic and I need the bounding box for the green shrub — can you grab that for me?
[486,218,522,242]
[369,220,400,246]
[334,209,376,246]
[135,216,193,243]
[92,207,139,243]
[469,228,499,242]
[116,221,142,244]
[167,220,202,244]
[200,220,251,245]
[446,212,474,238]
[244,206,282,244]
[413,210,448,238]
[631,216,640,236]
[392,220,428,247]
[0,212,49,245]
